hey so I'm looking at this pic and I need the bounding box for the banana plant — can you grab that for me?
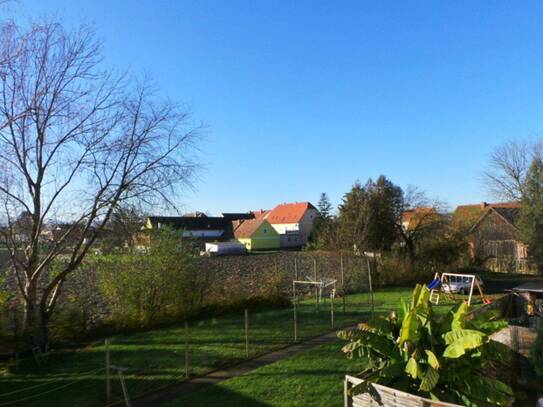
[338,284,513,407]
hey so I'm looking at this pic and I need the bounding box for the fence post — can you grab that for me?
[331,294,334,328]
[366,257,375,317]
[313,258,318,310]
[293,281,297,342]
[244,308,249,358]
[184,320,189,377]
[341,256,345,313]
[105,338,111,404]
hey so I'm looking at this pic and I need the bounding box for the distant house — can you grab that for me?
[233,218,280,251]
[452,202,531,273]
[144,212,253,241]
[401,207,440,231]
[265,202,318,248]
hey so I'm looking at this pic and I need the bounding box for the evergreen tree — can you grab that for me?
[338,176,403,253]
[518,158,543,262]
[317,192,333,219]
[308,192,336,250]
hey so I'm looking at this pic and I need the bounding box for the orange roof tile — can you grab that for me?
[233,218,267,238]
[266,202,316,224]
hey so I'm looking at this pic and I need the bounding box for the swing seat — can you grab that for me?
[483,297,492,305]
[428,279,441,290]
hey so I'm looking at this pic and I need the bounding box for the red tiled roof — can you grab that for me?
[266,202,316,224]
[251,210,270,220]
[233,218,267,238]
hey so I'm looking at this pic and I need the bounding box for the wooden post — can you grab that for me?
[341,256,345,313]
[331,294,334,328]
[105,339,111,403]
[314,258,318,310]
[366,257,375,317]
[184,320,189,377]
[468,278,475,306]
[244,308,249,358]
[293,281,297,342]
[294,257,298,281]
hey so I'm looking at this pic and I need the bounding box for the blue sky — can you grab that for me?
[11,1,543,215]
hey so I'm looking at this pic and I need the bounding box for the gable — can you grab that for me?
[452,202,521,231]
[266,202,317,224]
[252,220,279,238]
[469,209,521,241]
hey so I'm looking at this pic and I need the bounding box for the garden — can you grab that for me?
[0,286,501,407]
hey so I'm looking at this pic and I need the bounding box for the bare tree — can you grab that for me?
[483,139,543,201]
[397,186,447,263]
[0,20,200,347]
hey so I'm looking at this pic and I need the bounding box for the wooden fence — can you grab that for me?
[344,375,463,407]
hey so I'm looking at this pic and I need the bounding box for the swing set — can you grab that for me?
[427,272,491,306]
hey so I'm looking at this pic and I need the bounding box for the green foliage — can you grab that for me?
[338,176,403,253]
[307,192,340,251]
[338,284,512,406]
[532,325,543,379]
[518,158,543,262]
[95,227,196,327]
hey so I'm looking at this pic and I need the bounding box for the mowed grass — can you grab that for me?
[161,339,355,407]
[160,290,501,407]
[0,287,495,407]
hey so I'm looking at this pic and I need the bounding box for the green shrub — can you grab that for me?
[95,228,196,328]
[339,284,513,406]
[48,294,89,342]
[532,324,543,379]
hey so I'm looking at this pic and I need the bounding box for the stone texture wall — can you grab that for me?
[0,251,372,340]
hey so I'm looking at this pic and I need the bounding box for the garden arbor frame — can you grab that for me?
[292,277,337,306]
[292,276,337,341]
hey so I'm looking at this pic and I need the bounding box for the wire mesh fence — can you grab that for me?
[0,254,384,407]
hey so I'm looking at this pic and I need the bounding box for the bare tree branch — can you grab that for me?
[0,19,200,347]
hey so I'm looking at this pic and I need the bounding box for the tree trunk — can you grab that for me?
[22,291,49,351]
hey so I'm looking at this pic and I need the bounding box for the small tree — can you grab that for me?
[317,192,333,220]
[308,192,337,250]
[517,158,543,263]
[96,227,196,327]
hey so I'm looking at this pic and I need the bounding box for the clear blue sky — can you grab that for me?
[11,1,543,215]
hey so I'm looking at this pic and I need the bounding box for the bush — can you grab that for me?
[95,228,197,328]
[48,294,89,342]
[532,325,543,379]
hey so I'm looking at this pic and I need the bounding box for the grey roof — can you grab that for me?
[513,281,543,293]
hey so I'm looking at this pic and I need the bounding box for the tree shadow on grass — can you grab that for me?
[165,383,271,407]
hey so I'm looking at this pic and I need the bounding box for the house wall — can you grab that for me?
[468,210,537,273]
[183,229,223,238]
[237,221,280,251]
[270,208,318,248]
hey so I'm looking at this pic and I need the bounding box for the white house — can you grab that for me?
[265,202,318,248]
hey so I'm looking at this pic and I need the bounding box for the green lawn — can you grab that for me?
[0,287,492,406]
[162,339,355,407]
